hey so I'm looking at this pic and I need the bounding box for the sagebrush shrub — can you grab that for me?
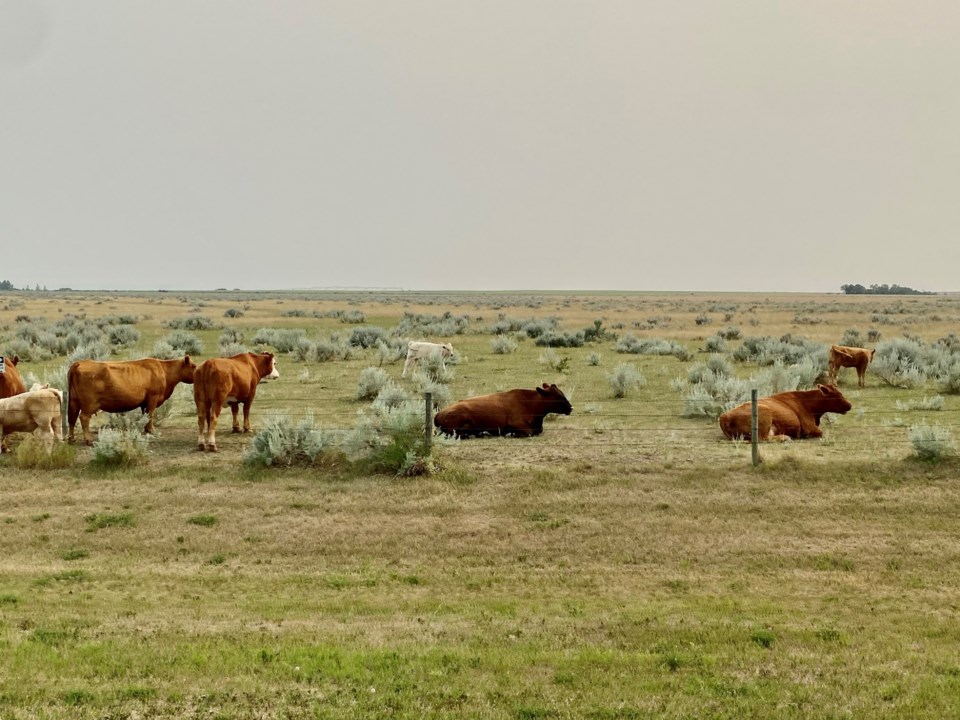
[909,424,955,462]
[107,325,140,347]
[491,335,518,354]
[90,429,151,468]
[161,331,203,356]
[356,367,390,401]
[349,326,389,348]
[166,315,216,331]
[245,414,345,468]
[608,362,645,398]
[251,328,305,353]
[703,336,727,353]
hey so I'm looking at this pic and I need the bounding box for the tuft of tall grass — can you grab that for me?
[11,436,77,469]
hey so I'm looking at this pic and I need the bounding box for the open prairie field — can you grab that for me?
[2,290,960,718]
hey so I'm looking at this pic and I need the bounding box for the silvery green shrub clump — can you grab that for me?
[587,352,602,366]
[535,330,585,348]
[896,396,945,412]
[871,338,934,388]
[703,336,727,353]
[733,335,827,369]
[410,371,452,409]
[372,382,413,412]
[491,335,518,354]
[289,336,315,362]
[220,328,244,345]
[245,414,341,468]
[395,311,469,336]
[90,429,151,468]
[68,341,111,363]
[349,326,390,349]
[161,331,203,357]
[376,339,408,365]
[108,325,140,347]
[356,367,391,401]
[251,328,306,353]
[166,315,216,331]
[616,334,691,361]
[151,341,178,360]
[909,424,955,461]
[416,350,456,383]
[223,308,244,318]
[695,314,712,326]
[841,329,863,347]
[936,361,960,395]
[609,362,646,399]
[538,349,570,373]
[339,310,366,324]
[105,402,173,432]
[719,326,742,340]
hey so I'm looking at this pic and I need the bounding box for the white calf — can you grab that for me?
[402,341,454,378]
[0,386,63,452]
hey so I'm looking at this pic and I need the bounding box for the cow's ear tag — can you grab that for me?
[0,357,5,374]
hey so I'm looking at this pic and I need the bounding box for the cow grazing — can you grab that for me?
[434,383,572,438]
[0,355,27,400]
[194,352,279,452]
[67,356,197,445]
[828,345,876,387]
[718,384,852,442]
[402,341,454,378]
[0,386,63,452]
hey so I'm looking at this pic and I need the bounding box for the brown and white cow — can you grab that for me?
[718,384,852,442]
[67,356,197,445]
[0,386,63,452]
[0,355,27,400]
[828,345,876,387]
[434,383,572,438]
[194,352,279,452]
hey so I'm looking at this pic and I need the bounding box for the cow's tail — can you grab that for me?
[66,363,81,430]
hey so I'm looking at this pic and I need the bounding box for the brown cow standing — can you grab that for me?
[828,345,876,387]
[0,355,27,400]
[67,356,197,445]
[718,384,852,441]
[434,383,572,438]
[0,386,63,453]
[194,352,279,452]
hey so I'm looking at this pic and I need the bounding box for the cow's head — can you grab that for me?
[441,343,454,357]
[815,384,852,414]
[179,355,198,384]
[536,383,573,415]
[260,351,280,381]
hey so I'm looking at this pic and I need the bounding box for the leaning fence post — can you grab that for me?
[751,388,759,466]
[423,392,433,456]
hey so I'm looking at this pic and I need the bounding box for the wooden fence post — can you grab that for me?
[751,388,759,466]
[424,392,433,456]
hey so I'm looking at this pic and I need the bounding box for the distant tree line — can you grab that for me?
[0,281,52,291]
[840,283,933,296]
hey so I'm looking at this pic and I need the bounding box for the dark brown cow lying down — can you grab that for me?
[68,356,197,445]
[828,345,876,387]
[434,383,572,438]
[718,384,852,441]
[0,355,27,400]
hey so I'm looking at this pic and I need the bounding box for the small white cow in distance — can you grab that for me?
[402,341,454,378]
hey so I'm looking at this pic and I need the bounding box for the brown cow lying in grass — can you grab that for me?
[718,384,852,442]
[828,345,876,387]
[434,383,572,438]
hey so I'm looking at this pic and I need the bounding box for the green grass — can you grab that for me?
[2,290,960,716]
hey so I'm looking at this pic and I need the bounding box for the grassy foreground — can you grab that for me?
[2,289,960,717]
[2,455,960,718]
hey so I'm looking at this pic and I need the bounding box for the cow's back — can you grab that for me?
[69,359,161,412]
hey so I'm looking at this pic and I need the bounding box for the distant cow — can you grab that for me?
[0,386,63,452]
[68,356,197,445]
[194,352,279,452]
[0,355,27,400]
[828,345,876,387]
[402,341,454,378]
[434,383,572,438]
[718,384,852,442]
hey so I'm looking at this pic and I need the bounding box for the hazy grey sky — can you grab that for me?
[2,1,959,292]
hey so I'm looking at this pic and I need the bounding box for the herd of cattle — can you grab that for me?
[0,340,880,453]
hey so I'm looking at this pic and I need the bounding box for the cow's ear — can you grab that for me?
[536,386,548,396]
[542,383,550,389]
[183,355,191,364]
[12,356,19,365]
